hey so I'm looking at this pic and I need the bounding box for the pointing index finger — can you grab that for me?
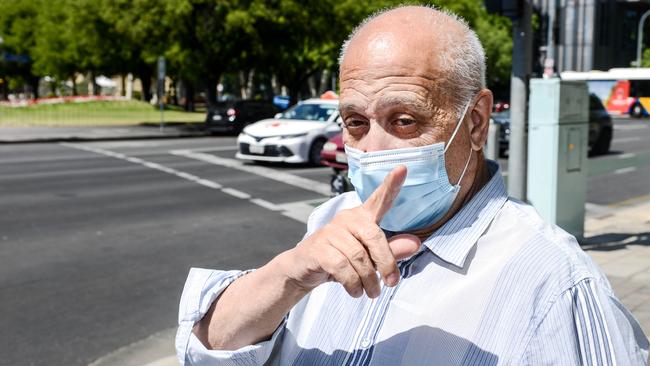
[362,165,407,223]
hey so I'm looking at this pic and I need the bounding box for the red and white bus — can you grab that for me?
[561,68,650,117]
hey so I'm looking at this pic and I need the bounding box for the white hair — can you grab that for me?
[338,5,486,118]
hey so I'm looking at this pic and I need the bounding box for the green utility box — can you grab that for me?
[527,78,589,239]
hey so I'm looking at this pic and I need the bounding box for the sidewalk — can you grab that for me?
[583,198,650,336]
[0,123,208,143]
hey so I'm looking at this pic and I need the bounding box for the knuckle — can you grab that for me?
[349,247,368,264]
[362,227,385,245]
[330,255,349,272]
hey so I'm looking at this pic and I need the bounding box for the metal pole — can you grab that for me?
[508,0,533,201]
[486,120,501,161]
[637,10,650,68]
[547,0,556,62]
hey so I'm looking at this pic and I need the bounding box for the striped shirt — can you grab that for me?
[176,161,649,365]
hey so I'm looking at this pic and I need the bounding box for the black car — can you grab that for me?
[206,100,279,134]
[492,94,613,156]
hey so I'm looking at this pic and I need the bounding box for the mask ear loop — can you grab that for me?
[455,148,473,186]
[444,99,473,154]
[445,99,474,186]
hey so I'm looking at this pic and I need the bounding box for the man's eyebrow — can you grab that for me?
[339,102,367,115]
[374,95,429,112]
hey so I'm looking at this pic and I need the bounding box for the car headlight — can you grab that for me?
[278,133,308,139]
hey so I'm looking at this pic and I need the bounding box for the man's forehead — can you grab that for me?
[340,7,464,71]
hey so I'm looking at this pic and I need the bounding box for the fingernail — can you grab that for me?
[386,272,400,286]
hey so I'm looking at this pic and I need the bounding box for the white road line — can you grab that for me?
[60,142,319,223]
[221,187,252,199]
[183,145,239,152]
[170,149,331,196]
[143,162,165,170]
[126,157,145,164]
[618,153,636,159]
[614,124,648,130]
[175,172,200,181]
[250,198,282,211]
[612,137,642,144]
[614,167,637,175]
[196,179,222,189]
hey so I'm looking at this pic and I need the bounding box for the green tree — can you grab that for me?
[102,0,173,101]
[0,0,42,98]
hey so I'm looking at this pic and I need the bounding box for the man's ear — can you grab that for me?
[468,89,493,151]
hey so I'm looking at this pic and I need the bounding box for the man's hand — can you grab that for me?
[281,165,422,298]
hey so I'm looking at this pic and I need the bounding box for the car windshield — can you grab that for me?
[279,103,337,121]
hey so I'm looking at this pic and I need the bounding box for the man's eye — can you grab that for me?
[395,118,416,126]
[344,119,367,128]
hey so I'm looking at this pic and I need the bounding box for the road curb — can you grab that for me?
[0,133,209,144]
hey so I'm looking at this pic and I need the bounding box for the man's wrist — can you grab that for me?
[270,249,315,297]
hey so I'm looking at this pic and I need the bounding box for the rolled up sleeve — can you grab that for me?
[175,268,286,366]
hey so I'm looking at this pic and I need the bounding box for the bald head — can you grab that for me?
[339,5,485,116]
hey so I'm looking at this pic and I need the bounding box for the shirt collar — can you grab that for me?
[420,160,508,269]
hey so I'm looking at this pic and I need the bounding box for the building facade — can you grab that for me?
[535,0,650,72]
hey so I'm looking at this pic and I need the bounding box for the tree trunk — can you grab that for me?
[271,74,282,96]
[30,76,40,99]
[205,74,220,109]
[120,74,126,97]
[170,78,178,106]
[140,72,152,102]
[246,69,255,99]
[184,82,195,112]
[1,77,8,100]
[89,72,101,96]
[288,82,300,107]
[71,74,78,96]
[87,73,94,96]
[319,69,330,94]
[307,75,317,98]
[238,70,248,99]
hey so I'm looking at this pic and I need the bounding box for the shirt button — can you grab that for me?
[360,339,371,348]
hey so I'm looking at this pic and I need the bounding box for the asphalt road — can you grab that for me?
[0,117,648,365]
[496,117,650,205]
[0,138,326,365]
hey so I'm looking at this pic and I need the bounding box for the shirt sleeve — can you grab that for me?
[175,268,287,366]
[522,278,649,365]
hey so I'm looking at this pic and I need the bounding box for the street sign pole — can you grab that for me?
[507,0,533,201]
[157,56,166,132]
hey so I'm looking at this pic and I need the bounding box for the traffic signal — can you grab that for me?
[484,0,522,19]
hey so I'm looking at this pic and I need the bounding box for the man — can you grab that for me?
[176,6,649,365]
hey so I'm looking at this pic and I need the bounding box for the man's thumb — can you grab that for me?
[388,234,421,261]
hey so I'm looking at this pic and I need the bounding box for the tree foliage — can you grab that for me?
[0,0,513,103]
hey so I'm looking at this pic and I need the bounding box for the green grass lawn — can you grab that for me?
[0,100,205,127]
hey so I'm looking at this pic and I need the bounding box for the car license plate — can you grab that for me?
[249,144,265,154]
[212,115,222,121]
[335,153,347,163]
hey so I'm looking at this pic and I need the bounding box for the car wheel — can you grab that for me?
[632,104,644,118]
[309,138,327,166]
[591,127,612,156]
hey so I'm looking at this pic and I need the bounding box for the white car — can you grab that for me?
[236,98,342,164]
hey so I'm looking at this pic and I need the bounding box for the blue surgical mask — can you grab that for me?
[345,101,473,232]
